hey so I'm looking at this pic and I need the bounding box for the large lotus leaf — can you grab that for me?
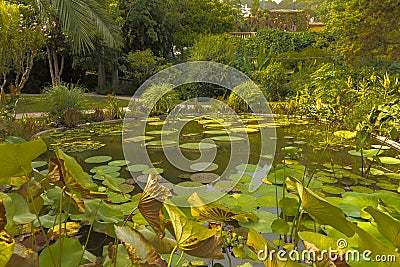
[114,226,167,267]
[290,177,355,237]
[138,174,172,238]
[349,223,400,267]
[365,206,400,248]
[84,199,124,223]
[164,204,224,259]
[0,230,15,267]
[187,192,258,223]
[246,228,276,266]
[48,149,105,199]
[0,139,47,183]
[298,231,337,251]
[39,238,83,267]
[7,193,36,224]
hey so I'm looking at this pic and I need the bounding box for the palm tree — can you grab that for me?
[32,0,122,85]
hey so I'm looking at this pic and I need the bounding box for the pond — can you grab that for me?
[33,114,400,266]
[38,115,400,197]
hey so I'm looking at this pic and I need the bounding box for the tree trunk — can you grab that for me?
[98,47,106,89]
[47,44,64,86]
[111,69,119,88]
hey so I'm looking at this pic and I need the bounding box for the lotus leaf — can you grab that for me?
[84,156,112,164]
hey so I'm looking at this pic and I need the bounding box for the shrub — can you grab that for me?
[141,83,180,114]
[43,83,87,119]
[227,82,265,113]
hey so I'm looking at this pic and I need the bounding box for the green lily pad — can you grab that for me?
[376,182,398,191]
[334,130,357,139]
[126,164,149,172]
[348,149,383,157]
[124,136,155,142]
[108,160,130,166]
[361,168,385,176]
[350,186,373,194]
[210,135,246,142]
[142,167,164,174]
[146,130,177,135]
[147,121,166,126]
[203,130,229,135]
[281,146,302,154]
[228,173,253,183]
[385,173,400,180]
[145,140,178,148]
[317,176,338,184]
[85,156,112,164]
[321,186,346,195]
[180,142,217,151]
[173,181,206,196]
[235,164,261,173]
[371,144,391,150]
[189,162,219,172]
[378,157,400,165]
[93,171,120,180]
[238,209,276,233]
[90,165,121,174]
[190,173,219,183]
[213,180,242,192]
[230,127,259,133]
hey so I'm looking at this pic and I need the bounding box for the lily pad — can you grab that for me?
[235,164,261,173]
[124,136,155,142]
[90,165,121,174]
[209,136,246,142]
[173,182,206,196]
[146,130,177,135]
[321,186,346,195]
[190,173,219,183]
[213,180,242,192]
[350,186,373,194]
[126,164,149,172]
[376,182,398,191]
[190,162,219,172]
[230,127,259,133]
[371,144,391,150]
[145,140,178,148]
[348,149,383,157]
[228,173,253,183]
[85,155,113,164]
[334,130,357,139]
[378,157,400,165]
[180,142,217,151]
[142,167,164,174]
[108,160,130,166]
[203,130,229,135]
[281,146,302,154]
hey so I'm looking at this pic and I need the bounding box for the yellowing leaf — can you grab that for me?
[138,174,172,238]
[47,149,105,199]
[114,225,168,267]
[365,206,400,248]
[0,139,47,183]
[0,199,6,231]
[48,222,81,239]
[187,192,258,223]
[164,204,224,259]
[0,230,15,267]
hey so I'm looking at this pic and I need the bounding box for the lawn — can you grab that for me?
[15,94,130,114]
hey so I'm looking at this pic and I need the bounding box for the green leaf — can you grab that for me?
[271,218,290,235]
[39,238,83,267]
[7,193,36,224]
[364,206,400,248]
[180,142,217,151]
[84,156,112,163]
[290,177,355,237]
[238,209,277,233]
[279,197,299,216]
[114,226,168,267]
[377,157,400,165]
[334,130,357,139]
[0,139,47,182]
[298,231,337,251]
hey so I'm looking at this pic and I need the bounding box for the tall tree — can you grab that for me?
[324,0,400,64]
[32,0,122,85]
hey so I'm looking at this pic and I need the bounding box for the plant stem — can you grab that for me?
[220,224,232,267]
[174,250,184,267]
[167,245,178,267]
